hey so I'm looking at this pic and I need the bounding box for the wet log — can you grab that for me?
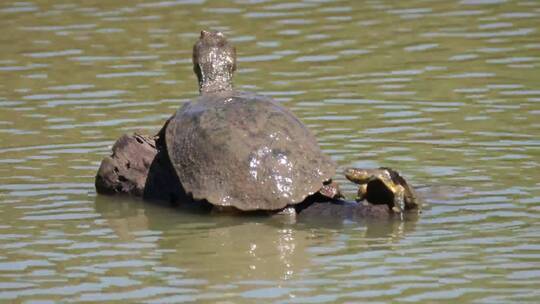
[95,131,188,204]
[95,133,157,197]
[296,200,393,221]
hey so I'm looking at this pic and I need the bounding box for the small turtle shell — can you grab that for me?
[165,91,336,211]
[366,168,418,210]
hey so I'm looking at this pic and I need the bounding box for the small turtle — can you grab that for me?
[345,167,419,214]
[163,31,337,211]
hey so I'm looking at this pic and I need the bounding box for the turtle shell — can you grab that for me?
[165,91,336,211]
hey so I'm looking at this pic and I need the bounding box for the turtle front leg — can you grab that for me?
[356,183,368,202]
[319,179,343,200]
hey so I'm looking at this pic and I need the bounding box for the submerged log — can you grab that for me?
[296,200,393,221]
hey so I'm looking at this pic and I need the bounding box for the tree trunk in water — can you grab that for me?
[95,133,157,197]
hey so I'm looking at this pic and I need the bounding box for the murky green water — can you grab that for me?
[1,0,539,302]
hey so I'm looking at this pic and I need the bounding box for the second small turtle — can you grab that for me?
[345,167,419,214]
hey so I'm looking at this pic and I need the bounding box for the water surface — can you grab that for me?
[1,0,539,302]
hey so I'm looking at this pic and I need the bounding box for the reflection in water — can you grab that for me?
[94,196,150,242]
[94,195,417,284]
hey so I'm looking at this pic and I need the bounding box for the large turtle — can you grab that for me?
[163,31,336,211]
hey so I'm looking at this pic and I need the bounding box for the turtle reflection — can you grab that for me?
[94,196,418,282]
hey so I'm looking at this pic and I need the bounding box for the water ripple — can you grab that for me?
[0,0,539,302]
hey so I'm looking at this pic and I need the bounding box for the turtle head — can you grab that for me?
[345,168,373,184]
[193,30,237,94]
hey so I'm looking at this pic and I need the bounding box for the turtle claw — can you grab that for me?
[392,186,406,213]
